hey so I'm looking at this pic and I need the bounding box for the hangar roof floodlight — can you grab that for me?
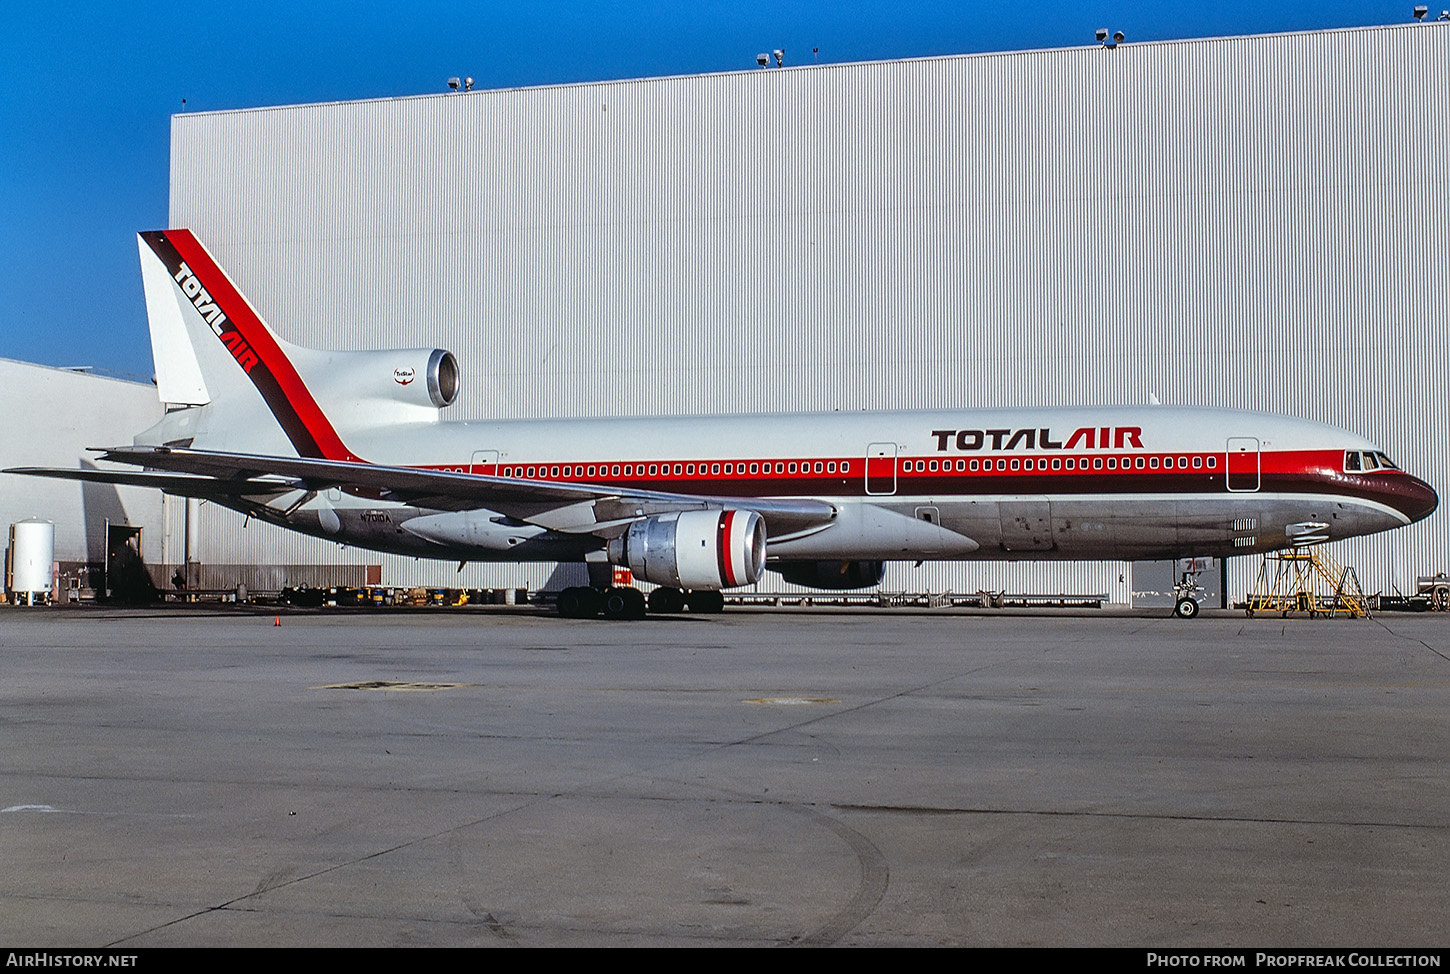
[773,49,785,67]
[447,77,460,91]
[1095,28,1109,43]
[464,77,474,91]
[1414,5,1428,19]
[1441,9,1450,18]
[1113,30,1125,44]
[756,52,768,66]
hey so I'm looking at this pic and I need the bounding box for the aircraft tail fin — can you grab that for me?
[138,231,212,407]
[136,229,459,461]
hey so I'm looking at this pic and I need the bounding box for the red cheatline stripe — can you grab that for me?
[160,229,359,462]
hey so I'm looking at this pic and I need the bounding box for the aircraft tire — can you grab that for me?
[1173,597,1200,619]
[556,587,580,618]
[603,586,647,620]
[578,586,605,616]
[557,586,600,618]
[648,587,687,613]
[686,589,725,614]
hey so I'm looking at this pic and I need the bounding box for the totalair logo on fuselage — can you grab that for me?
[172,260,258,374]
[931,427,1145,451]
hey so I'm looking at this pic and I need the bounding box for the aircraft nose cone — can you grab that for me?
[1400,475,1439,523]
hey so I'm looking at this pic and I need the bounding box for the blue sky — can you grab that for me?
[0,1,1423,379]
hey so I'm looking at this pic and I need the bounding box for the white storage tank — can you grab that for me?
[8,519,54,605]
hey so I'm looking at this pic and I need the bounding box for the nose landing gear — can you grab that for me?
[1172,562,1205,620]
[1173,596,1200,619]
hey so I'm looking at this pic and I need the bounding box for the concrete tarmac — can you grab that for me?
[2,604,1447,947]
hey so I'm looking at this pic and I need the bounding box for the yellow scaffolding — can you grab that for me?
[1245,545,1368,618]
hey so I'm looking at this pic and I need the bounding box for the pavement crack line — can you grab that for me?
[684,643,1085,758]
[103,793,557,947]
[829,802,1450,831]
[1369,616,1450,664]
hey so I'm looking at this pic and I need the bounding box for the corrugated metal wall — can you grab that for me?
[168,23,1450,599]
[0,362,163,566]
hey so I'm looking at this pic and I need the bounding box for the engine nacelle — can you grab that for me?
[302,347,460,426]
[608,510,766,590]
[350,347,459,409]
[770,560,886,590]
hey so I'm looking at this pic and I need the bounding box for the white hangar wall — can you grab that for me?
[0,360,165,572]
[167,23,1450,599]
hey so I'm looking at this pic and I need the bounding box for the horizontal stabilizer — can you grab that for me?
[3,466,296,498]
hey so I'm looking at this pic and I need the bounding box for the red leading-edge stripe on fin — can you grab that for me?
[144,229,358,462]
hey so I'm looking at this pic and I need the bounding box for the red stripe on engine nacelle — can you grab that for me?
[716,511,739,588]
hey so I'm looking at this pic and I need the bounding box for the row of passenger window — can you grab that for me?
[901,455,1219,473]
[498,459,854,480]
[493,454,1220,481]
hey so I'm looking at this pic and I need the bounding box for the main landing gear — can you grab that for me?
[557,586,724,620]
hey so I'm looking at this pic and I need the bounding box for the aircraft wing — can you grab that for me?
[14,446,839,539]
[3,465,296,498]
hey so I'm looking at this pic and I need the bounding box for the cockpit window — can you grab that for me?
[1345,450,1400,472]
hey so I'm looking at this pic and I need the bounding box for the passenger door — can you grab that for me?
[1226,437,1260,492]
[865,443,897,496]
[470,450,499,476]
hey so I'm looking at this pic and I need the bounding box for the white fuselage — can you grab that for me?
[143,403,1434,570]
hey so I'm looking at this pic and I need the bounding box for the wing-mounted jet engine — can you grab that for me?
[607,510,767,589]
